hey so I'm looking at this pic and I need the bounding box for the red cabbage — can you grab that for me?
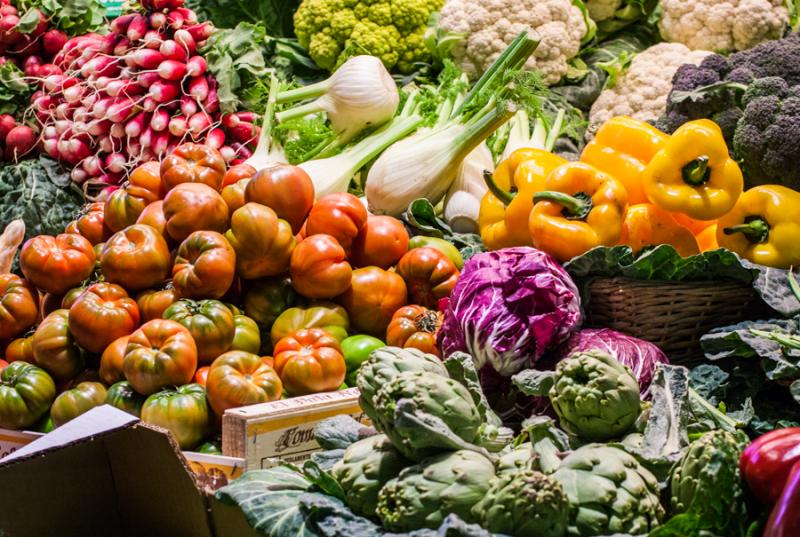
[553,328,670,394]
[438,247,583,377]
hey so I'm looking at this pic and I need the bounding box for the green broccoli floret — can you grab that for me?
[294,0,444,73]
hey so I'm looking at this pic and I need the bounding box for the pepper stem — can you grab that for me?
[723,217,770,243]
[533,191,593,220]
[483,170,516,206]
[682,156,711,186]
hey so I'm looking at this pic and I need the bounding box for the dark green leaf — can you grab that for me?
[402,198,486,260]
[313,415,376,450]
[444,352,502,427]
[302,460,345,501]
[0,62,33,115]
[185,0,300,35]
[511,369,556,396]
[39,0,107,34]
[519,416,570,474]
[17,9,41,34]
[309,449,345,471]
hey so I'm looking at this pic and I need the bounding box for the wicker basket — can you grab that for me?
[584,277,765,361]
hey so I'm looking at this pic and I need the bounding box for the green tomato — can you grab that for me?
[106,381,146,417]
[231,315,261,354]
[408,236,464,269]
[196,440,222,455]
[0,361,56,430]
[141,384,210,450]
[51,382,107,427]
[270,302,349,346]
[341,335,385,385]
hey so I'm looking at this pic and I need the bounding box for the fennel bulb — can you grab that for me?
[500,108,565,162]
[444,142,494,233]
[276,56,399,145]
[244,74,288,172]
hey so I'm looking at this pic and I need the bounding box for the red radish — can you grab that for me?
[188,111,211,135]
[143,30,162,49]
[110,123,125,139]
[168,115,187,137]
[63,84,84,104]
[159,40,187,62]
[173,29,196,55]
[0,15,21,44]
[152,131,169,155]
[43,138,58,158]
[185,55,205,76]
[138,71,161,88]
[185,22,213,42]
[219,145,236,162]
[81,55,120,78]
[98,136,114,153]
[204,86,219,114]
[230,121,256,144]
[43,126,57,139]
[150,108,169,131]
[33,95,53,113]
[100,32,123,54]
[82,155,102,175]
[231,143,253,159]
[71,167,89,183]
[130,49,164,69]
[6,125,37,160]
[180,95,197,117]
[23,55,42,76]
[167,10,185,30]
[88,119,110,136]
[38,64,62,77]
[124,111,148,137]
[67,138,91,161]
[149,12,166,30]
[142,96,157,112]
[0,5,17,16]
[29,9,48,38]
[114,37,131,56]
[42,30,67,56]
[0,114,15,140]
[140,126,153,148]
[157,60,187,81]
[105,153,126,173]
[175,8,198,24]
[187,75,208,101]
[92,97,114,118]
[206,127,225,149]
[110,14,137,35]
[127,15,148,42]
[107,99,137,123]
[149,80,179,103]
[54,119,70,134]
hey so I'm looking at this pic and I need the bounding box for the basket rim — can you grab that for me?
[587,276,752,290]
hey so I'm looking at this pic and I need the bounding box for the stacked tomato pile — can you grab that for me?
[0,141,461,450]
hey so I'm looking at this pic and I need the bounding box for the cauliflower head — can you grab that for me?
[437,0,589,84]
[587,43,711,137]
[294,0,444,73]
[587,0,624,22]
[658,0,789,53]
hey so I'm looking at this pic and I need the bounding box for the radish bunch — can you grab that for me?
[32,0,257,191]
[0,0,68,71]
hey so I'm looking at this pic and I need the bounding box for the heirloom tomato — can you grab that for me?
[244,165,314,234]
[243,278,301,331]
[20,233,95,295]
[68,283,140,354]
[5,337,34,363]
[408,236,464,269]
[51,381,107,427]
[206,351,282,415]
[104,162,164,232]
[123,319,198,395]
[74,202,110,245]
[231,315,261,354]
[40,292,64,318]
[225,203,295,279]
[339,267,407,336]
[221,163,256,188]
[99,335,129,385]
[289,234,352,299]
[350,215,409,269]
[105,380,145,417]
[270,303,349,346]
[386,305,442,357]
[61,286,87,309]
[0,274,38,339]
[163,183,229,242]
[160,143,226,192]
[136,287,177,322]
[221,178,249,214]
[395,247,459,309]
[141,383,210,449]
[0,361,56,429]
[172,231,236,299]
[273,328,346,396]
[305,193,367,255]
[135,200,169,239]
[163,299,235,364]
[194,366,209,387]
[340,334,384,386]
[101,225,171,291]
[32,309,84,380]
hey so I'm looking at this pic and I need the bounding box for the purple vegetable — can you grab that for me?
[438,247,583,377]
[553,328,670,395]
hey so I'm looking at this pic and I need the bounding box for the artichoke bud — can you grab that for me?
[550,350,641,441]
[473,469,570,537]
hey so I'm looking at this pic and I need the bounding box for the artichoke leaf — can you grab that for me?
[310,449,346,471]
[445,352,503,427]
[303,459,346,500]
[521,416,571,474]
[314,415,378,450]
[511,369,556,396]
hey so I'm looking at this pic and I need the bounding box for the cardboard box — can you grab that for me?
[0,405,257,537]
[223,387,369,468]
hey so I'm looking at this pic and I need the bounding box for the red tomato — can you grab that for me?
[221,163,256,188]
[160,142,227,192]
[100,335,129,385]
[206,350,282,415]
[395,247,460,309]
[273,328,345,396]
[305,193,367,255]
[386,305,442,357]
[0,359,7,372]
[31,309,85,381]
[68,282,140,354]
[289,234,352,299]
[162,183,230,242]
[136,287,177,322]
[104,162,164,232]
[172,231,236,299]
[73,202,111,245]
[221,178,249,214]
[350,215,409,269]
[0,274,39,339]
[101,225,171,292]
[225,203,295,280]
[339,267,407,336]
[20,233,96,295]
[5,336,34,363]
[136,200,169,239]
[244,165,315,234]
[193,366,210,387]
[123,319,198,395]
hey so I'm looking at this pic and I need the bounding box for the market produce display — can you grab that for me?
[3,0,800,535]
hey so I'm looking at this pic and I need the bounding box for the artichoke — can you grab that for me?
[669,430,747,531]
[357,346,448,418]
[552,444,664,536]
[331,434,409,517]
[376,449,495,531]
[550,351,641,441]
[371,370,483,460]
[473,469,569,537]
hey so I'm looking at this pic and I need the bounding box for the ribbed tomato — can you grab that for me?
[73,202,111,245]
[68,283,140,354]
[20,233,96,295]
[51,381,107,427]
[136,287,177,322]
[339,267,407,336]
[221,178,249,214]
[244,165,314,234]
[395,247,459,309]
[242,277,301,332]
[160,143,226,192]
[172,231,236,299]
[101,225,171,292]
[163,299,235,364]
[0,361,56,429]
[135,200,169,239]
[163,183,230,242]
[141,383,210,449]
[350,215,409,269]
[206,350,282,415]
[4,336,34,363]
[270,303,349,346]
[386,305,443,357]
[106,380,146,417]
[123,319,198,395]
[32,309,85,381]
[231,315,261,354]
[289,234,352,299]
[221,163,256,188]
[273,328,346,396]
[99,335,129,385]
[0,274,39,339]
[104,162,164,232]
[60,286,87,309]
[305,193,367,255]
[225,203,295,280]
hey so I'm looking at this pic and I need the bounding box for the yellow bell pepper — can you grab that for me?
[717,185,800,269]
[479,148,566,250]
[696,224,719,253]
[529,162,628,262]
[643,119,743,221]
[619,203,700,257]
[671,212,716,235]
[580,116,669,205]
